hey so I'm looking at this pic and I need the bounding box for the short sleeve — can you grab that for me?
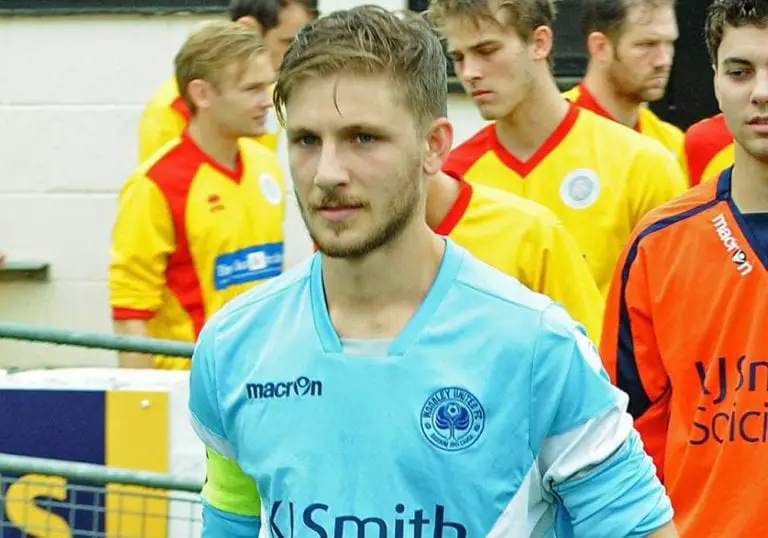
[529,304,621,453]
[189,318,234,459]
[109,175,175,318]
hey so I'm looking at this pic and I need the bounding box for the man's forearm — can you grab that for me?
[647,521,678,537]
[113,319,153,368]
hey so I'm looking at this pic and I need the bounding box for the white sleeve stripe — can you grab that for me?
[539,404,633,489]
[487,464,555,538]
[189,411,235,460]
[573,329,604,375]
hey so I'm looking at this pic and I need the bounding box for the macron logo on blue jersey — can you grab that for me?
[246,376,323,401]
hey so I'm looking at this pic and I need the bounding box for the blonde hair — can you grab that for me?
[428,0,556,41]
[273,5,448,132]
[175,20,265,114]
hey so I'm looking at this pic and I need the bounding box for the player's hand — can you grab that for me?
[0,250,6,268]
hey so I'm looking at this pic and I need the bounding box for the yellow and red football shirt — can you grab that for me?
[435,174,604,342]
[680,113,734,187]
[110,132,285,369]
[444,103,686,296]
[563,82,684,159]
[600,167,768,537]
[137,77,281,163]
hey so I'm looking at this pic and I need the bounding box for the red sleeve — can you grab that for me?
[600,229,671,481]
[112,307,154,320]
[684,115,732,187]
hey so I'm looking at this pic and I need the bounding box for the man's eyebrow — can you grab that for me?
[722,57,753,67]
[447,39,500,57]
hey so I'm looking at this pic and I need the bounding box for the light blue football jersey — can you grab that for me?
[189,239,672,537]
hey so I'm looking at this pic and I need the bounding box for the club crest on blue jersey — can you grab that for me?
[420,387,485,452]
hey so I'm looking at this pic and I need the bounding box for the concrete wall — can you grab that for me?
[0,12,486,369]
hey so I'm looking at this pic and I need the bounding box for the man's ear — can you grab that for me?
[237,15,263,36]
[186,79,213,112]
[423,118,454,176]
[529,24,554,62]
[587,31,613,64]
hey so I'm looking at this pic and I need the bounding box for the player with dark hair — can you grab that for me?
[601,1,768,535]
[564,0,683,160]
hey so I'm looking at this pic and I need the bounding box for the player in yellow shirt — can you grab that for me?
[563,0,683,159]
[137,0,315,162]
[428,171,604,342]
[428,0,686,297]
[111,22,285,370]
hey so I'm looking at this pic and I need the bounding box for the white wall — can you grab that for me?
[0,13,486,369]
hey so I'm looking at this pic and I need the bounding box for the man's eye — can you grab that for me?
[354,133,375,145]
[295,134,319,146]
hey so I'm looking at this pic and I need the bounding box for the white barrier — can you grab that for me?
[0,368,206,537]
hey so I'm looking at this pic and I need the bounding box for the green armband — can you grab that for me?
[202,447,261,517]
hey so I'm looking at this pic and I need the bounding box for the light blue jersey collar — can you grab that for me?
[309,238,464,356]
[340,338,393,356]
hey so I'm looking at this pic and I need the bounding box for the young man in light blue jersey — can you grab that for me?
[188,5,678,537]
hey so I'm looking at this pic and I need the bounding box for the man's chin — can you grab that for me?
[314,241,370,259]
[639,87,667,103]
[248,127,267,138]
[311,228,387,260]
[477,106,505,122]
[741,138,768,164]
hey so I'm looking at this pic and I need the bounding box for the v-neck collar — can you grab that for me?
[309,239,464,356]
[490,103,580,177]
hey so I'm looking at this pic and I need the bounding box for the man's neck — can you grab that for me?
[186,118,240,171]
[494,75,570,162]
[425,172,462,230]
[581,68,640,128]
[731,144,768,213]
[321,221,445,340]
